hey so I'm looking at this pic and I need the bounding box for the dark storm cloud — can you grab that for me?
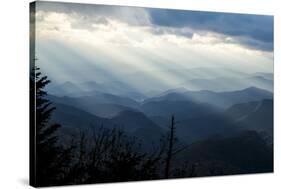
[148,9,273,51]
[150,27,194,38]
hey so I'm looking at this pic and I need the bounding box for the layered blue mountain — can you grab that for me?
[110,110,165,149]
[141,100,220,121]
[47,69,272,99]
[47,81,146,101]
[50,102,115,129]
[47,81,84,96]
[50,102,165,150]
[147,98,273,144]
[46,65,273,149]
[47,92,139,118]
[144,87,272,109]
[183,76,272,92]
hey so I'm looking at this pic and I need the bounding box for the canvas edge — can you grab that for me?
[29,1,37,187]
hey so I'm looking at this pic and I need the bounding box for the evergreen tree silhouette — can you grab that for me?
[30,67,72,186]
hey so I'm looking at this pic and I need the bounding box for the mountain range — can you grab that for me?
[144,87,272,109]
[45,68,273,154]
[48,89,273,145]
[46,69,273,100]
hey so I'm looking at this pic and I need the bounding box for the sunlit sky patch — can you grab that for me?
[33,1,273,92]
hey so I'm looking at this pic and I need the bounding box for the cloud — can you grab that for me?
[149,27,194,39]
[148,9,273,51]
[34,12,273,92]
[36,1,151,27]
[35,1,273,52]
[34,0,274,79]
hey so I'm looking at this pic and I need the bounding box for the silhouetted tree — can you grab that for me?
[164,115,188,178]
[62,126,164,184]
[30,67,72,186]
[165,115,175,178]
[64,131,94,185]
[86,127,144,182]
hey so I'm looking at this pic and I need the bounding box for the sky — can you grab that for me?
[33,1,274,90]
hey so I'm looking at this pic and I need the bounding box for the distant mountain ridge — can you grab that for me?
[46,69,273,100]
[141,100,220,121]
[47,92,140,118]
[144,87,272,109]
[47,80,147,101]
